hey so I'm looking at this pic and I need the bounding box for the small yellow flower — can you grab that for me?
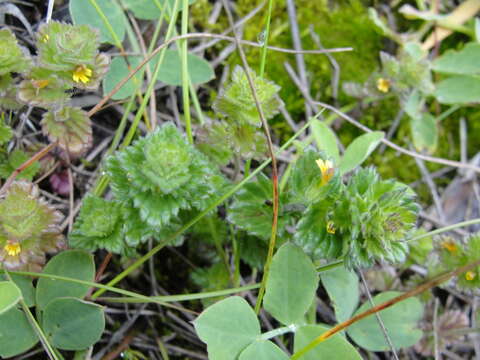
[376,78,391,93]
[41,34,49,43]
[316,159,334,185]
[4,242,21,257]
[441,239,458,253]
[72,65,93,84]
[326,221,336,234]
[465,271,476,281]
[32,79,50,89]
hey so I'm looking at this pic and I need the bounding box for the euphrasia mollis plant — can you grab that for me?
[0,22,109,156]
[228,149,419,268]
[0,181,64,271]
[197,66,283,164]
[70,123,226,253]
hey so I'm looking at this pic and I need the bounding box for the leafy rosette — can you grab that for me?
[106,123,226,245]
[41,106,92,157]
[0,181,64,271]
[295,167,419,268]
[37,21,108,89]
[213,66,283,127]
[0,28,31,76]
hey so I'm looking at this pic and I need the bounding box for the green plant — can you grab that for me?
[70,122,226,252]
[0,181,64,272]
[0,250,104,357]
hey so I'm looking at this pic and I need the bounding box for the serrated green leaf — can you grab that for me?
[239,340,289,360]
[213,66,283,126]
[310,120,340,163]
[228,174,292,240]
[151,50,214,86]
[321,267,359,323]
[347,291,423,351]
[0,150,40,180]
[0,308,38,358]
[434,75,480,104]
[263,243,318,325]
[0,116,13,145]
[410,112,437,153]
[433,43,480,75]
[194,296,260,360]
[103,56,142,100]
[70,0,126,45]
[294,324,362,360]
[0,29,31,75]
[191,262,230,307]
[0,281,21,315]
[36,250,95,310]
[42,297,104,350]
[69,195,126,254]
[339,131,384,174]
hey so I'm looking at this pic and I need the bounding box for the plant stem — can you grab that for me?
[259,0,274,77]
[181,0,193,144]
[408,218,480,242]
[259,325,297,340]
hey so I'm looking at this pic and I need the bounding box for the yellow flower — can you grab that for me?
[440,239,458,253]
[72,65,93,84]
[41,34,49,43]
[465,271,476,281]
[376,78,390,93]
[32,79,50,89]
[316,159,334,185]
[326,221,336,234]
[4,242,21,257]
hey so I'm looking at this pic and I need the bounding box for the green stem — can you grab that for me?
[255,110,325,314]
[3,270,60,360]
[259,325,297,340]
[91,116,318,298]
[98,284,260,303]
[121,0,180,148]
[181,0,193,144]
[259,0,274,77]
[407,218,480,242]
